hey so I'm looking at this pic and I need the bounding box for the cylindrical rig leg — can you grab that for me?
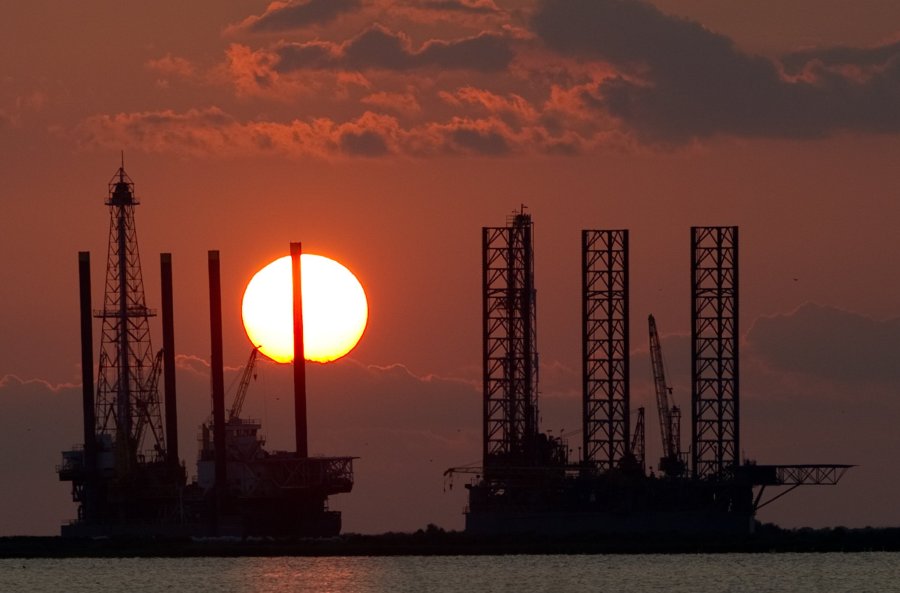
[78,252,96,520]
[160,253,179,472]
[290,242,308,458]
[208,250,227,528]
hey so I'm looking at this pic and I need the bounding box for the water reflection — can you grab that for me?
[3,553,900,593]
[242,556,385,593]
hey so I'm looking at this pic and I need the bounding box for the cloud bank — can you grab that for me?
[81,0,900,157]
[234,0,363,34]
[76,104,595,159]
[531,0,900,143]
[747,303,900,384]
[275,25,514,72]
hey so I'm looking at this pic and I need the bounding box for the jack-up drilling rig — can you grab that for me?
[202,249,356,537]
[449,213,853,535]
[196,335,355,537]
[59,163,186,536]
[60,164,355,537]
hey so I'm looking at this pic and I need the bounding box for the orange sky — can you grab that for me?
[1,0,899,535]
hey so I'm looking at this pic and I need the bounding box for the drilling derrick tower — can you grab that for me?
[59,163,185,535]
[96,165,166,472]
[60,171,355,537]
[482,210,540,475]
[462,209,568,533]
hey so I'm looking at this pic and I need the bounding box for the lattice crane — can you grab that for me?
[648,315,685,477]
[229,347,260,421]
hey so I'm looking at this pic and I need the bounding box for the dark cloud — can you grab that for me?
[343,26,412,69]
[276,42,338,71]
[782,40,900,74]
[419,0,501,15]
[339,129,390,156]
[532,0,736,66]
[416,34,511,70]
[450,126,510,154]
[239,0,362,34]
[275,25,514,72]
[531,0,900,142]
[747,303,900,383]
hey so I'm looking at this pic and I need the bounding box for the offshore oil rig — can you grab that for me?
[449,210,851,535]
[58,163,354,537]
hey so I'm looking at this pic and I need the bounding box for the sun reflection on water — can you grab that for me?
[4,553,900,593]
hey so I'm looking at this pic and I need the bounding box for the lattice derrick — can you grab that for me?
[94,168,166,463]
[483,215,537,467]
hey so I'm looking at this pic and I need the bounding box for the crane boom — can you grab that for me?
[631,407,645,473]
[228,347,260,421]
[649,315,684,476]
[649,315,673,455]
[134,349,165,454]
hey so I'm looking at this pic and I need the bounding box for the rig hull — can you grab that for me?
[466,509,753,536]
[465,473,756,536]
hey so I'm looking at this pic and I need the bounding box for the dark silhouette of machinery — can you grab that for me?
[481,210,567,477]
[229,347,259,422]
[648,314,685,478]
[450,211,852,535]
[59,163,354,537]
[58,163,185,535]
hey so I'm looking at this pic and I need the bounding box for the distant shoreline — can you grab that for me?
[2,526,900,558]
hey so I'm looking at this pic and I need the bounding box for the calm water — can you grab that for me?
[2,553,898,593]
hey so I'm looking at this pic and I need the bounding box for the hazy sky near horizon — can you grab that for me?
[1,0,899,535]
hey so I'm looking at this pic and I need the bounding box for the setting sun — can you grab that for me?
[241,254,368,363]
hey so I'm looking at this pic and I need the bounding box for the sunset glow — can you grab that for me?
[241,254,368,363]
[6,0,900,539]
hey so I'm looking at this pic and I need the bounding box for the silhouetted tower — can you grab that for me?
[691,226,739,479]
[482,209,538,476]
[582,230,631,471]
[60,163,184,534]
[95,163,166,471]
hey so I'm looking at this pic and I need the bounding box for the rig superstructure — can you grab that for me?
[203,246,355,537]
[58,163,354,537]
[450,209,851,535]
[59,164,185,534]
